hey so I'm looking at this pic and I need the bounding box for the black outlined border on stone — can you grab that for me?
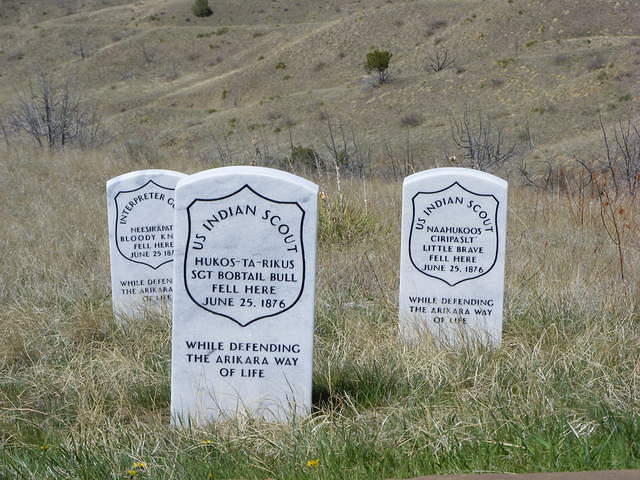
[409,181,500,287]
[184,184,307,328]
[114,179,176,270]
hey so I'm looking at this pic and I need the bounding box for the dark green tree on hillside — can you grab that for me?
[365,49,392,85]
[192,0,213,17]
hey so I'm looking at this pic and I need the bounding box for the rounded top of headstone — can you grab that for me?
[107,169,187,188]
[404,168,507,189]
[176,166,318,193]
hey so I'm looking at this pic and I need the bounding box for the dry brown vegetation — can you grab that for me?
[0,0,638,168]
[0,146,639,478]
[1,0,640,477]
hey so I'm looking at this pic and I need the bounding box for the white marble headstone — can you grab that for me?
[107,169,186,319]
[171,166,318,424]
[399,168,508,345]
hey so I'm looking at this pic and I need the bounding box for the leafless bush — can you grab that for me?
[5,73,109,149]
[400,113,424,127]
[123,139,159,164]
[571,115,639,281]
[576,116,640,197]
[427,48,455,72]
[450,109,517,171]
[68,38,93,59]
[7,51,25,62]
[602,117,640,196]
[586,54,606,71]
[139,41,156,64]
[552,53,571,66]
[265,111,283,122]
[211,132,235,165]
[425,19,447,37]
[0,117,10,148]
[383,129,417,180]
[323,117,367,180]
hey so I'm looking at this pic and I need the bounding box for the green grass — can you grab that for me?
[0,148,639,479]
[2,412,638,479]
[1,274,639,479]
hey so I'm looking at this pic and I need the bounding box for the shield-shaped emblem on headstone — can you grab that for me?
[409,181,500,286]
[184,184,306,327]
[114,179,176,270]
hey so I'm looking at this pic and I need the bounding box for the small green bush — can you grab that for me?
[365,49,393,85]
[496,58,515,68]
[192,0,212,18]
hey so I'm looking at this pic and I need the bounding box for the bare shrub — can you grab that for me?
[68,38,93,59]
[552,53,571,66]
[265,111,283,122]
[0,117,10,148]
[450,109,517,171]
[139,41,156,64]
[383,130,416,180]
[577,115,640,197]
[400,113,424,128]
[323,117,368,178]
[7,51,25,62]
[430,20,448,30]
[425,19,447,37]
[426,48,455,72]
[604,118,640,196]
[123,139,159,164]
[586,54,606,71]
[5,73,109,149]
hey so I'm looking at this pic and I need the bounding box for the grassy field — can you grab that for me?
[0,146,639,479]
[1,0,639,477]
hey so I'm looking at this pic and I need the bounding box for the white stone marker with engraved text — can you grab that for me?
[171,166,318,424]
[107,169,186,318]
[399,168,507,345]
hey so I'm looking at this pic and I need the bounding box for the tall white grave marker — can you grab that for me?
[399,168,507,345]
[171,167,318,424]
[107,170,186,318]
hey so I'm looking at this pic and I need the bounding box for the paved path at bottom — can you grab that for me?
[403,470,640,480]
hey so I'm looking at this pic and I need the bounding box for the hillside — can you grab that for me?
[0,0,639,174]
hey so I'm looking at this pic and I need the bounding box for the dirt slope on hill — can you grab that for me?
[0,0,638,172]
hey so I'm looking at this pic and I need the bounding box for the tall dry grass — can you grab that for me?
[0,146,639,479]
